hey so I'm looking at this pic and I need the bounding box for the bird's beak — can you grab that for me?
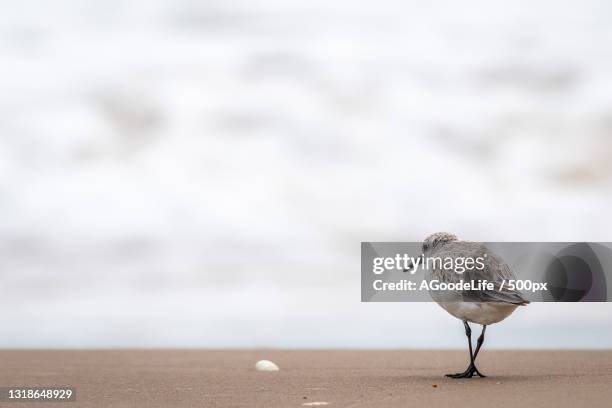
[402,259,414,273]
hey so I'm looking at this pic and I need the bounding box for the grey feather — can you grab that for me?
[426,241,529,305]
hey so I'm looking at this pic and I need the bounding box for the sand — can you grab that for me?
[0,350,611,407]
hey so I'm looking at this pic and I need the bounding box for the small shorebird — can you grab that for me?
[407,232,529,378]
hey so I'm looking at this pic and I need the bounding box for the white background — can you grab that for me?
[1,0,611,347]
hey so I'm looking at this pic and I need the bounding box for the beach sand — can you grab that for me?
[0,350,610,407]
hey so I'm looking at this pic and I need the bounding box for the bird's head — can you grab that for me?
[422,232,458,254]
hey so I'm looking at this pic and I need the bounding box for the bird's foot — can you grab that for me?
[445,364,486,379]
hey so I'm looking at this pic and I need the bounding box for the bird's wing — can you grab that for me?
[463,250,529,305]
[429,242,529,305]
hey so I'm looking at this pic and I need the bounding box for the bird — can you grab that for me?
[406,232,529,378]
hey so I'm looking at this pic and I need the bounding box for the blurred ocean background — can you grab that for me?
[1,0,612,348]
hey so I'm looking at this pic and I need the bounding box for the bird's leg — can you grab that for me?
[468,325,487,377]
[446,322,486,378]
[473,325,487,360]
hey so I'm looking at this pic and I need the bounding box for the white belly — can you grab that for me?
[438,302,518,325]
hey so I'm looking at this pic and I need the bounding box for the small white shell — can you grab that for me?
[254,359,279,371]
[302,403,329,406]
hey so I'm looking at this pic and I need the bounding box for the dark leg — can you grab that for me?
[445,322,486,378]
[473,325,487,360]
